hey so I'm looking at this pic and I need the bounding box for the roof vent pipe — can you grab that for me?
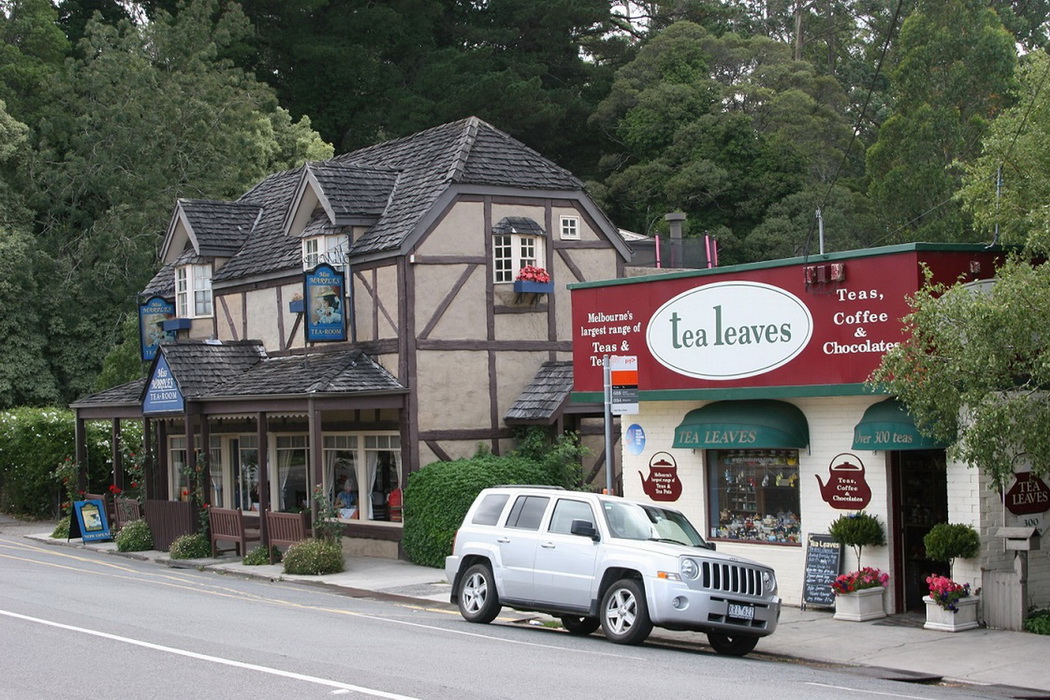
[665,212,686,268]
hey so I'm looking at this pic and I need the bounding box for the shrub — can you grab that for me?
[402,453,547,568]
[243,545,279,565]
[924,523,980,578]
[282,538,344,575]
[1025,608,1050,635]
[115,519,154,552]
[51,518,70,539]
[512,427,588,488]
[829,511,885,568]
[168,532,212,559]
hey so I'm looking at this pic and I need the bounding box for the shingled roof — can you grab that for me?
[149,340,267,400]
[175,199,262,257]
[339,117,582,256]
[70,379,147,409]
[504,361,575,424]
[307,163,399,221]
[209,349,405,397]
[152,116,594,287]
[141,261,176,299]
[212,168,304,282]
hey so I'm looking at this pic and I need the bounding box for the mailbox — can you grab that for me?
[997,526,1040,551]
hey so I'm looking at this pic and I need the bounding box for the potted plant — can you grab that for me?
[829,511,888,621]
[922,523,981,632]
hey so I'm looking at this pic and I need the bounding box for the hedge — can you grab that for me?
[402,454,548,568]
[0,407,142,517]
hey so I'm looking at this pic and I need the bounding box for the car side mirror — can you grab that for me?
[570,519,599,541]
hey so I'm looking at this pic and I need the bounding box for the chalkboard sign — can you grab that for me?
[803,533,842,607]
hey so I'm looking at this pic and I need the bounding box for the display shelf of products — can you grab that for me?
[713,450,802,544]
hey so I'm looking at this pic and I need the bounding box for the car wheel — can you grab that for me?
[707,631,759,656]
[560,615,601,635]
[457,563,501,624]
[600,578,652,645]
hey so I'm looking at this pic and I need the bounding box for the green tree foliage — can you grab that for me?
[0,0,71,125]
[959,49,1050,255]
[233,0,617,176]
[872,258,1050,487]
[590,21,857,263]
[12,0,332,403]
[93,313,146,392]
[866,0,1016,243]
[0,100,58,407]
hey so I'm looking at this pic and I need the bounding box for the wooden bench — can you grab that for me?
[265,510,312,564]
[113,497,142,531]
[208,507,261,557]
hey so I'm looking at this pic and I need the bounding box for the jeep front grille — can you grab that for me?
[700,561,763,596]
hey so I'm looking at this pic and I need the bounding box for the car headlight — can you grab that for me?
[762,570,778,594]
[680,557,699,580]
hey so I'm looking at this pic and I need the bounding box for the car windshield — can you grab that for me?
[601,500,710,548]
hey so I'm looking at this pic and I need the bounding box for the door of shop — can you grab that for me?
[892,450,950,611]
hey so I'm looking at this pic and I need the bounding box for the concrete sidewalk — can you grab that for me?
[12,518,1050,698]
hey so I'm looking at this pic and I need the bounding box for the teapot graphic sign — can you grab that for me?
[640,452,682,501]
[815,453,871,510]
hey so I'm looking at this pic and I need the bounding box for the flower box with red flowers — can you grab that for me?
[513,266,553,294]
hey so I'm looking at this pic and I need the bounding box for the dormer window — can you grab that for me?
[493,217,546,283]
[303,234,349,270]
[175,264,212,318]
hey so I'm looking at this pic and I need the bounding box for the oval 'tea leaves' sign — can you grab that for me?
[646,281,813,380]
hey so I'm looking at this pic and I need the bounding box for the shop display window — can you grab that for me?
[708,449,801,545]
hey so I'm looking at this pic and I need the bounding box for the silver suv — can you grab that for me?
[445,486,780,656]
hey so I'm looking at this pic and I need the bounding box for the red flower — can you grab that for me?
[108,484,122,495]
[130,481,138,488]
[515,265,551,283]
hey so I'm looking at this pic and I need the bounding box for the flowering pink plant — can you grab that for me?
[516,265,550,283]
[831,567,889,595]
[926,574,970,611]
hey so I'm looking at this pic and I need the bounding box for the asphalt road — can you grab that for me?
[0,519,998,700]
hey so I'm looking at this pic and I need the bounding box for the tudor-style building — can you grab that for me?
[72,117,632,556]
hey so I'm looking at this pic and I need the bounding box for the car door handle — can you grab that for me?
[496,537,510,543]
[540,541,556,548]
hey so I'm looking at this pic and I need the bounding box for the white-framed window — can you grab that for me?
[322,433,401,523]
[560,215,580,240]
[493,234,544,283]
[175,264,213,318]
[302,234,349,270]
[303,237,321,268]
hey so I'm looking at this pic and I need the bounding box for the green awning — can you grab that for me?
[673,400,809,449]
[852,398,946,450]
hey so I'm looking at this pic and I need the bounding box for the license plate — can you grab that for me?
[728,603,755,620]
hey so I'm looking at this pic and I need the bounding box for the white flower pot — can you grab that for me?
[923,595,979,632]
[834,586,887,621]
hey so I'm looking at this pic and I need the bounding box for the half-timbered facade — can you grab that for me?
[71,117,632,557]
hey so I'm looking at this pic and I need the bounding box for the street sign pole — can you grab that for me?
[603,354,614,496]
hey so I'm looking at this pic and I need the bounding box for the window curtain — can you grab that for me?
[278,449,294,511]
